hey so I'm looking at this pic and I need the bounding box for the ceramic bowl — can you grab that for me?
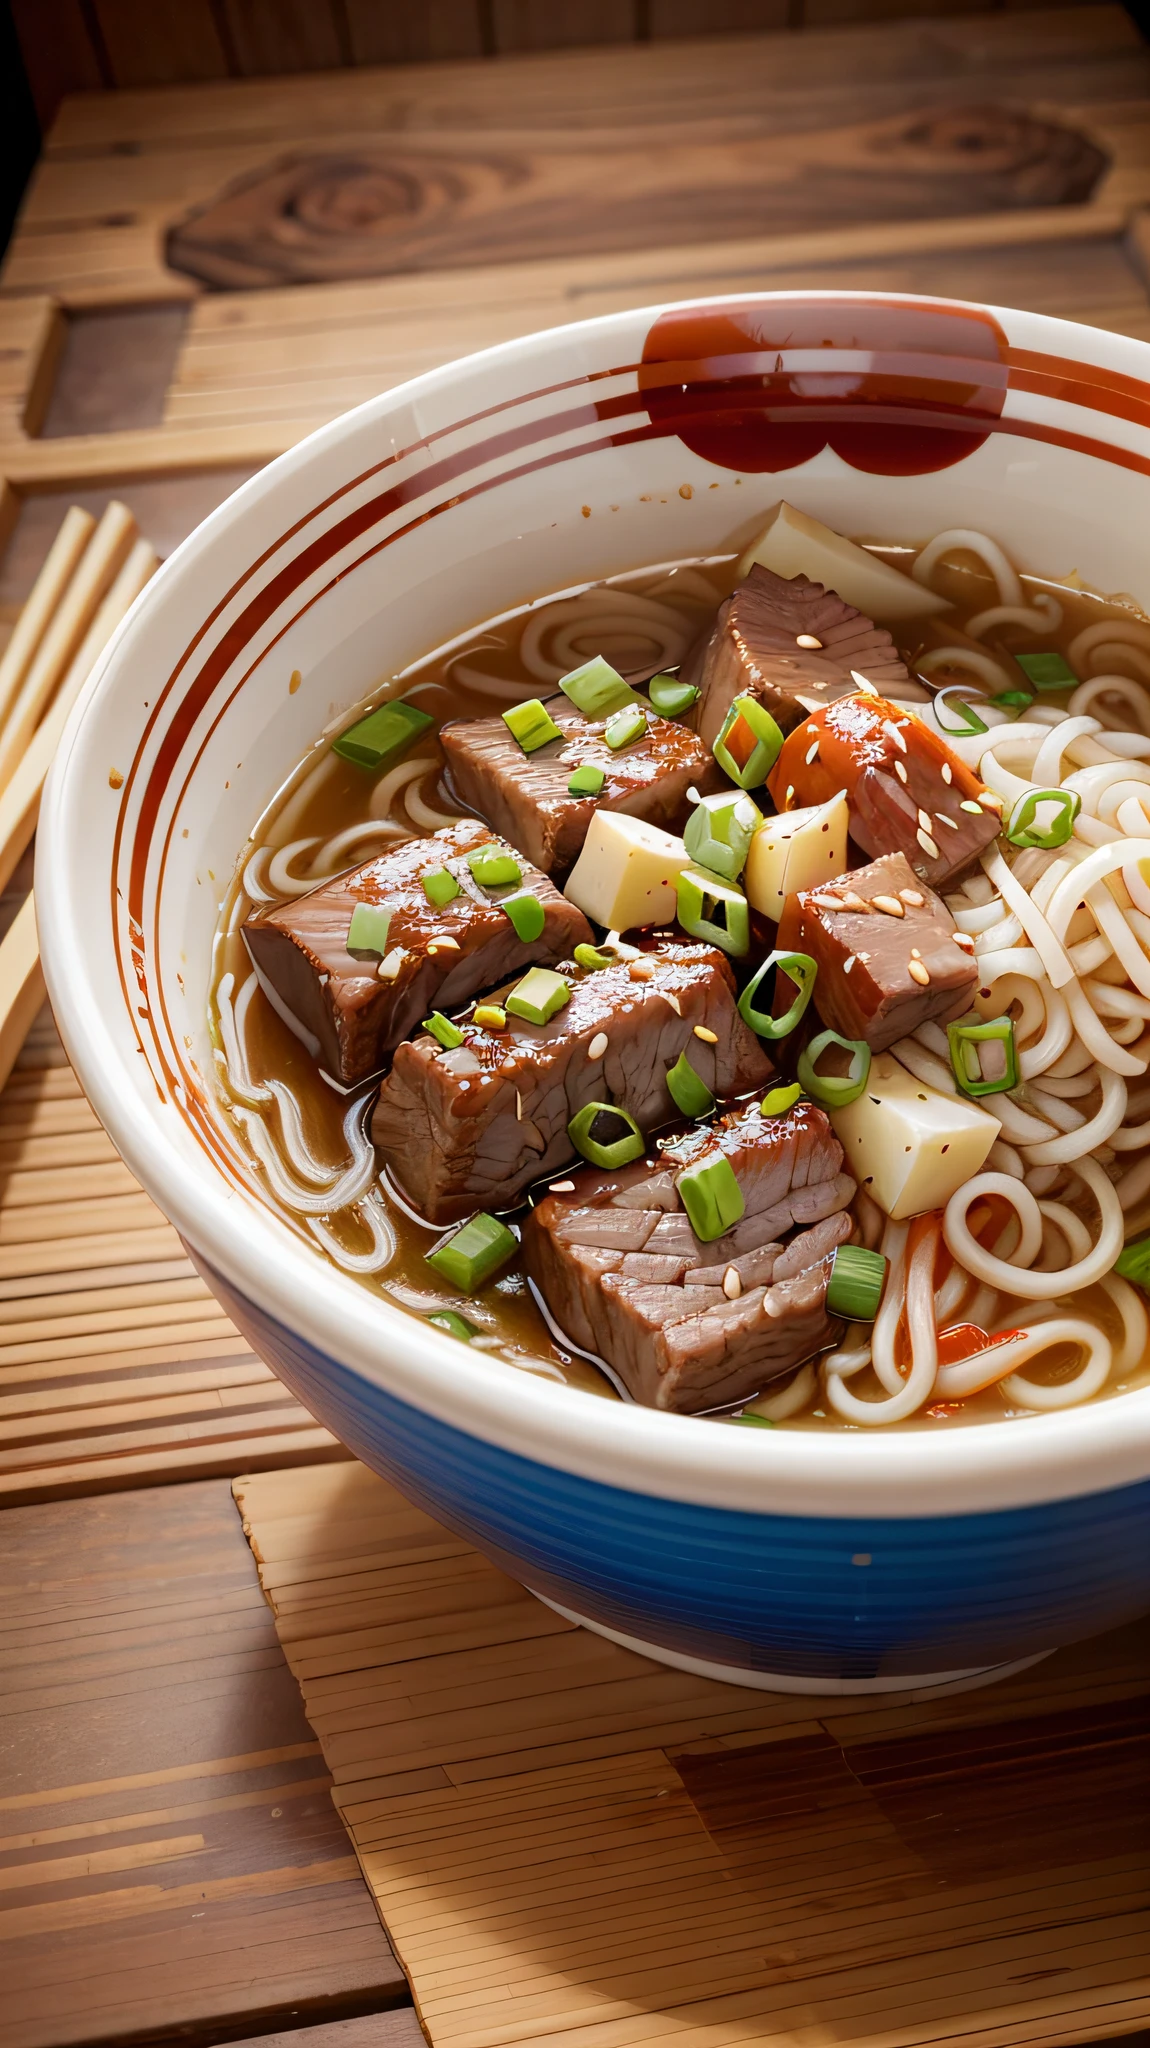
[39,292,1150,1695]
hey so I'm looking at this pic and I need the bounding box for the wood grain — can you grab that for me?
[235,1460,1150,2048]
[0,1476,407,2048]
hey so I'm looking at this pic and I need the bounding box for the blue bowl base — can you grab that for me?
[539,1594,1055,1697]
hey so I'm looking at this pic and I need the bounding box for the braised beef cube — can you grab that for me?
[242,818,590,1086]
[371,942,773,1223]
[690,566,920,754]
[767,693,1002,888]
[778,851,978,1053]
[440,702,710,875]
[522,1098,855,1412]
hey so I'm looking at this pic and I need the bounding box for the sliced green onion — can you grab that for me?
[574,942,615,972]
[989,689,1034,717]
[731,1412,775,1429]
[947,1013,1018,1097]
[426,1212,517,1294]
[422,866,460,908]
[648,673,700,717]
[424,1011,465,1051]
[683,790,762,884]
[1015,651,1078,692]
[1115,1235,1150,1289]
[761,1082,802,1117]
[713,693,784,789]
[332,697,433,770]
[503,698,563,753]
[568,762,606,797]
[473,1004,506,1031]
[676,866,749,957]
[797,1029,871,1108]
[505,967,571,1025]
[346,903,392,958]
[1005,786,1080,850]
[738,950,817,1039]
[500,891,546,942]
[426,1310,478,1341]
[559,656,636,719]
[604,703,648,751]
[568,1101,645,1169]
[666,1051,715,1119]
[678,1151,745,1242]
[826,1244,888,1321]
[933,686,989,738]
[467,845,522,889]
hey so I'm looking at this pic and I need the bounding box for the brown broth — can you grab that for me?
[211,543,1150,1427]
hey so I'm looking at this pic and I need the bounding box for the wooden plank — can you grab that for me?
[490,1,639,50]
[85,0,231,89]
[217,0,351,76]
[0,1479,408,2048]
[234,1461,1150,2048]
[344,2,486,65]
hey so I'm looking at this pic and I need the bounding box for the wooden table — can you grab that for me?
[1,12,1149,2047]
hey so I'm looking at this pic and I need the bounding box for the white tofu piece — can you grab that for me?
[830,1052,1000,1221]
[736,501,949,623]
[563,811,688,931]
[744,792,850,922]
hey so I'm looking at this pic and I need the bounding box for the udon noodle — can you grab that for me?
[209,533,1150,1428]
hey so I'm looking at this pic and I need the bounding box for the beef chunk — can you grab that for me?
[767,693,1002,888]
[242,818,590,1086]
[777,851,979,1053]
[440,702,709,875]
[690,566,920,754]
[523,1098,855,1412]
[371,942,773,1223]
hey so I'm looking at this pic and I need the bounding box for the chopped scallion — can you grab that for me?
[473,1004,507,1030]
[666,1051,715,1119]
[797,1029,871,1108]
[761,1082,802,1117]
[559,656,636,719]
[1115,1235,1150,1289]
[933,687,989,738]
[826,1244,888,1322]
[1015,651,1078,691]
[505,967,571,1025]
[947,1013,1018,1097]
[604,702,648,751]
[346,903,392,958]
[426,1212,517,1293]
[422,866,460,907]
[467,845,522,889]
[424,1011,465,1050]
[683,790,762,883]
[647,673,700,718]
[574,942,614,972]
[500,891,546,942]
[568,1100,645,1169]
[989,689,1034,716]
[676,866,750,956]
[678,1151,745,1242]
[332,697,433,770]
[426,1310,478,1342]
[731,1412,775,1429]
[568,762,606,797]
[1005,786,1080,850]
[737,950,817,1039]
[503,698,563,753]
[713,693,784,789]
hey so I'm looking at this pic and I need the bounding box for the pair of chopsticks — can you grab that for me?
[0,503,159,1093]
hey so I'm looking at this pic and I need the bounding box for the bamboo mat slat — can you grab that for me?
[234,1461,1150,2048]
[0,986,350,1504]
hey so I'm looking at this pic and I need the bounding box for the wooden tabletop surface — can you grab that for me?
[2,10,1150,2047]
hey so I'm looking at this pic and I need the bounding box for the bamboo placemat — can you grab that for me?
[0,981,348,1504]
[234,1460,1150,2048]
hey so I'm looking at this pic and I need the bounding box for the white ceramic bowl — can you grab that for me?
[39,292,1150,1694]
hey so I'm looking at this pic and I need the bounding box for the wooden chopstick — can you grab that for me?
[0,500,137,803]
[0,513,159,1095]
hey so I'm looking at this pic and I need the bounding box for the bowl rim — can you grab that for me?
[38,288,1150,1521]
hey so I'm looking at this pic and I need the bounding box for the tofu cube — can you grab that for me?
[744,793,849,922]
[830,1051,1000,1220]
[563,811,689,931]
[736,501,948,623]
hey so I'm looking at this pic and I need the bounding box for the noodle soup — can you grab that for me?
[209,511,1150,1431]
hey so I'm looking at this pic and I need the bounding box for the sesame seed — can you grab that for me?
[843,954,857,975]
[723,1265,743,1299]
[796,634,823,649]
[628,961,654,981]
[884,721,908,753]
[428,934,460,953]
[917,808,932,831]
[954,931,976,951]
[784,786,795,808]
[687,786,701,804]
[694,1025,719,1043]
[910,947,922,959]
[851,672,879,696]
[894,760,909,783]
[917,828,940,858]
[378,947,406,980]
[941,763,953,785]
[980,792,1005,810]
[959,799,983,814]
[665,993,681,1015]
[935,811,959,830]
[516,1091,524,1120]
[899,889,924,907]
[873,895,905,917]
[908,960,931,986]
[588,1031,608,1059]
[805,742,820,765]
[550,1180,575,1193]
[841,891,870,912]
